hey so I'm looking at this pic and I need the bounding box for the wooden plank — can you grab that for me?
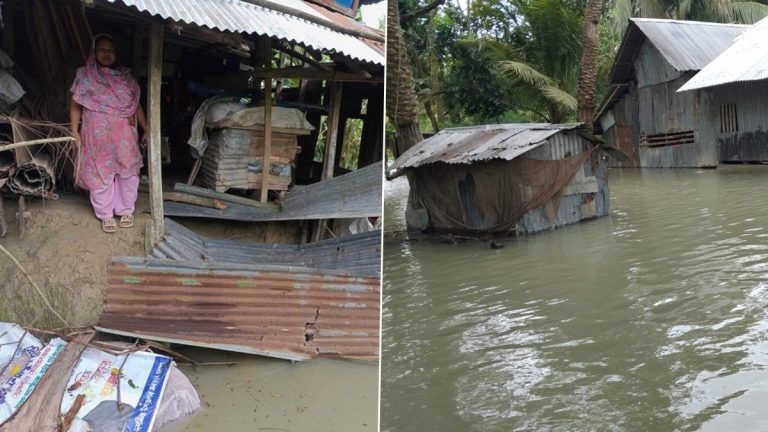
[0,333,93,431]
[148,22,165,243]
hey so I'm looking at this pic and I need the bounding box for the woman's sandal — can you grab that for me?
[119,214,134,228]
[102,218,118,233]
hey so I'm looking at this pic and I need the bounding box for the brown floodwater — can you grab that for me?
[382,166,768,431]
[160,348,378,431]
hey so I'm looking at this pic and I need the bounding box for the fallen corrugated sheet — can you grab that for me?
[104,0,384,65]
[389,124,582,171]
[96,257,380,361]
[164,161,382,221]
[609,18,746,84]
[152,218,381,277]
[679,17,768,91]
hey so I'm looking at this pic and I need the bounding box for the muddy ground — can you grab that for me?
[0,190,300,328]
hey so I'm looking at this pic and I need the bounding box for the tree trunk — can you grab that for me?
[576,0,603,132]
[387,0,423,154]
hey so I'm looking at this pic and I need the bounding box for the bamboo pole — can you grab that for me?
[0,137,74,152]
[260,39,273,202]
[147,23,165,243]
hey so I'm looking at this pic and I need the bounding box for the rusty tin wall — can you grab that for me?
[708,81,768,162]
[637,73,718,167]
[98,258,380,362]
[517,134,610,233]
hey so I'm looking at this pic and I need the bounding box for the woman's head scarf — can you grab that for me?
[70,34,140,117]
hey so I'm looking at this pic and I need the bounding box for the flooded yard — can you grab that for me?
[382,166,768,431]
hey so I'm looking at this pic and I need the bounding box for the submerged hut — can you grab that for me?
[597,18,747,167]
[388,123,610,235]
[678,16,768,162]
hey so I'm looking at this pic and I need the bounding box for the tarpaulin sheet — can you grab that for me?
[410,150,594,233]
[0,323,66,425]
[60,348,173,432]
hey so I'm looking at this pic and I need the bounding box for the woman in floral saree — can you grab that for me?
[70,34,148,233]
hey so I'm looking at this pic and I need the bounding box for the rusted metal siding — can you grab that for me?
[518,137,609,233]
[708,81,768,162]
[97,257,380,362]
[636,42,683,88]
[636,73,717,167]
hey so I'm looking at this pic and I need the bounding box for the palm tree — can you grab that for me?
[611,0,768,33]
[577,0,603,130]
[387,0,423,156]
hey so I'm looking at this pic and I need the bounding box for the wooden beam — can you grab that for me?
[261,77,273,202]
[249,66,382,83]
[274,44,332,72]
[312,82,343,242]
[148,22,165,243]
[322,83,343,181]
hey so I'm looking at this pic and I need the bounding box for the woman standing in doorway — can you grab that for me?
[70,34,148,233]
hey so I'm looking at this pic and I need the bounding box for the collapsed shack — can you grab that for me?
[388,123,611,235]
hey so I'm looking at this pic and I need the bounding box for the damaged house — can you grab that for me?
[596,18,749,168]
[677,15,768,162]
[387,123,610,235]
[0,0,383,405]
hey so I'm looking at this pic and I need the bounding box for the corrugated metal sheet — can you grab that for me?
[96,257,380,361]
[610,18,746,84]
[153,218,381,277]
[390,123,583,171]
[679,17,768,91]
[105,0,384,65]
[165,161,382,222]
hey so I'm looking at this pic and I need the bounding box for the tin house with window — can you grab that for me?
[596,18,766,167]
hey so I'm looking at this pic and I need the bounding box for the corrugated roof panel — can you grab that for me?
[609,18,747,84]
[389,123,581,170]
[634,19,747,71]
[105,0,384,65]
[97,257,380,361]
[679,17,768,91]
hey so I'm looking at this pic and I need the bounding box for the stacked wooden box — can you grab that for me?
[201,126,303,193]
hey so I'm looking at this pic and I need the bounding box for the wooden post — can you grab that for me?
[322,83,343,180]
[312,82,344,241]
[147,23,164,243]
[260,77,272,202]
[260,38,273,202]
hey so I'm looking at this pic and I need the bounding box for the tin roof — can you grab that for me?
[97,257,380,361]
[152,219,381,277]
[389,123,584,171]
[105,0,384,65]
[609,18,747,84]
[679,17,768,91]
